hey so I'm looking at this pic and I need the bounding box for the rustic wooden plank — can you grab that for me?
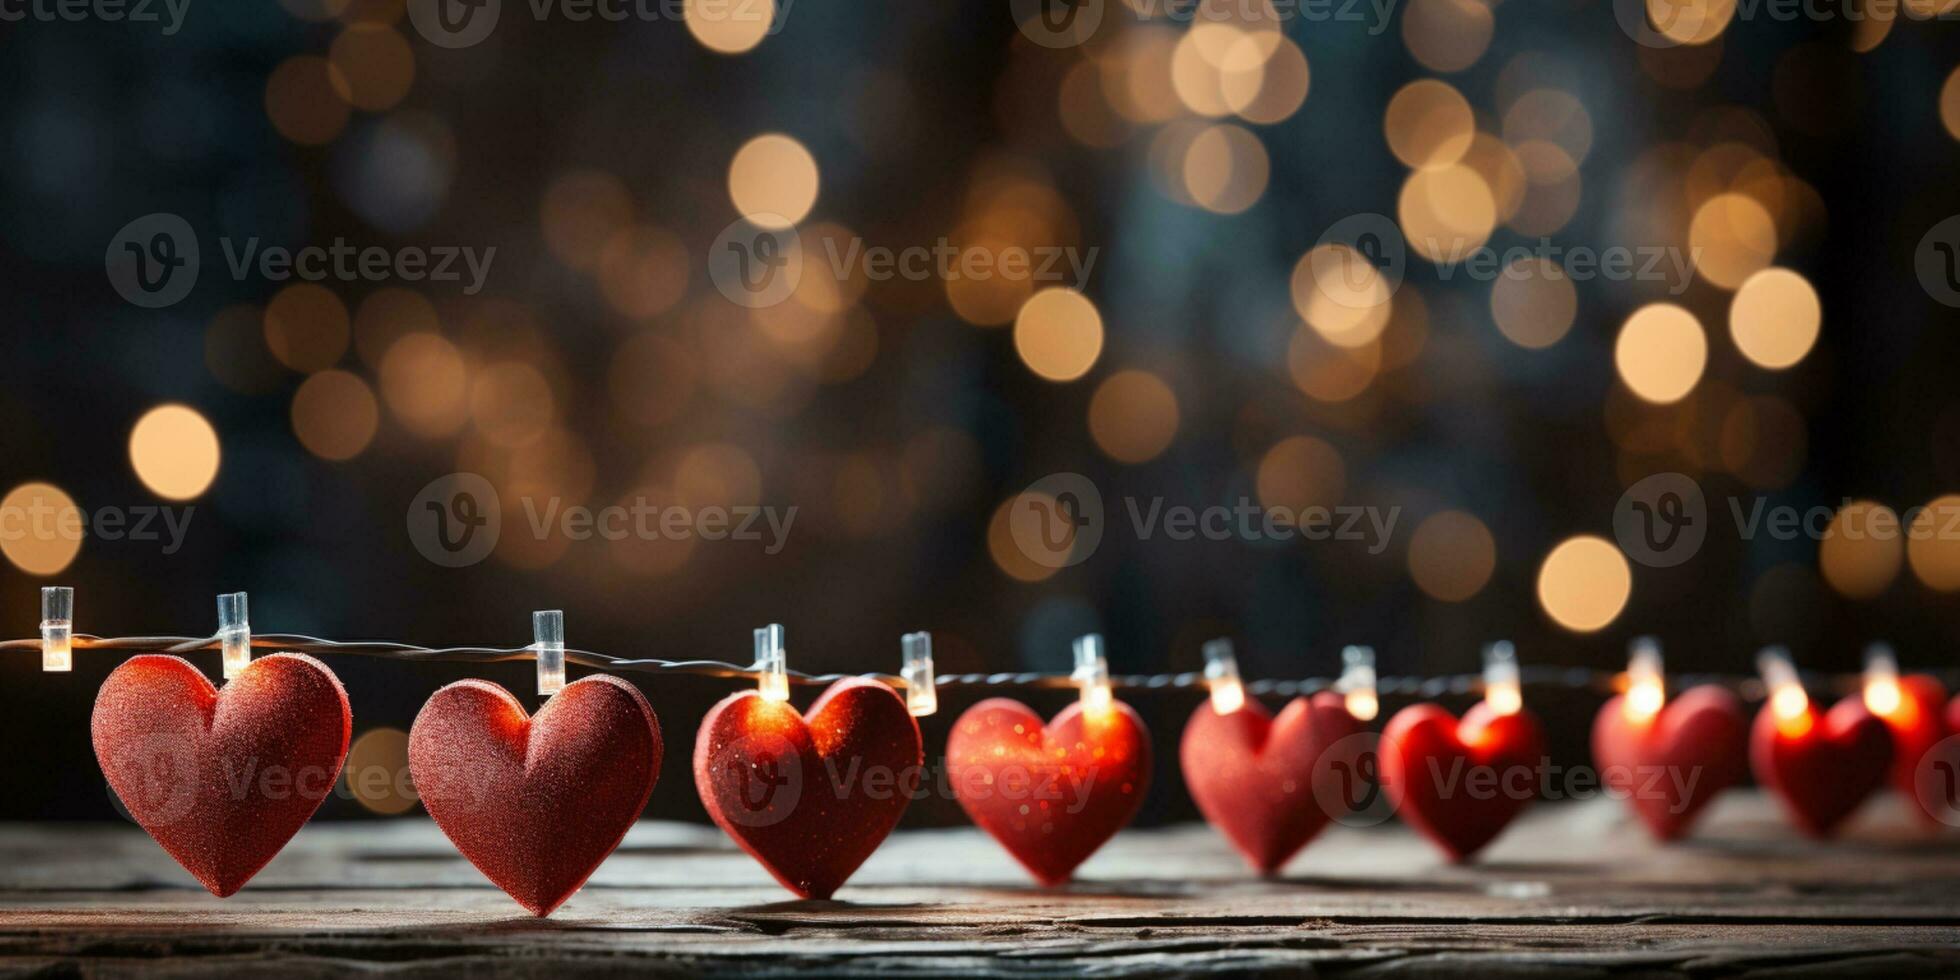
[2,792,1958,976]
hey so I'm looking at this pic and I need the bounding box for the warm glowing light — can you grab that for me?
[291,370,380,461]
[1181,123,1269,214]
[40,585,73,672]
[1689,192,1777,289]
[1615,304,1707,404]
[1730,268,1820,370]
[1819,501,1903,599]
[1503,89,1593,166]
[379,332,469,438]
[1398,163,1496,262]
[1072,633,1113,718]
[0,484,82,577]
[755,623,789,703]
[1256,435,1346,515]
[1759,647,1811,738]
[1648,0,1737,44]
[1088,370,1179,463]
[685,0,775,54]
[1402,0,1492,73]
[1862,643,1901,718]
[1490,256,1576,349]
[533,609,566,697]
[728,134,819,229]
[217,591,250,681]
[1907,495,1960,591]
[1622,637,1665,724]
[1483,641,1522,717]
[1202,638,1245,715]
[1291,244,1393,347]
[1014,288,1104,383]
[265,283,351,372]
[1407,509,1496,602]
[130,405,221,500]
[1536,535,1633,633]
[901,631,936,717]
[1337,645,1379,721]
[1384,79,1474,170]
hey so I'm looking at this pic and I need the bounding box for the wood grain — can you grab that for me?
[2,792,1957,977]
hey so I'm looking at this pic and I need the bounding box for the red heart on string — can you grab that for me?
[409,675,662,916]
[1180,692,1358,873]
[91,653,351,897]
[1591,686,1747,840]
[694,679,922,899]
[1869,675,1950,825]
[1379,703,1543,862]
[947,698,1151,886]
[1750,696,1892,838]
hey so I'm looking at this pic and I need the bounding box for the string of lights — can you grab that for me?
[13,586,1953,711]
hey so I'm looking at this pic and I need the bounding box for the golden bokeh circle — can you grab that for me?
[1908,495,1960,592]
[1409,510,1497,602]
[1089,370,1180,463]
[292,370,380,461]
[729,134,820,229]
[0,482,83,576]
[1490,257,1577,349]
[1384,80,1475,170]
[1730,267,1820,370]
[1820,501,1903,599]
[1537,535,1633,632]
[685,0,776,54]
[129,405,221,500]
[1615,303,1707,404]
[1014,289,1104,382]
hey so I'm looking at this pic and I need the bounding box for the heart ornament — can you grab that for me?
[1180,691,1359,873]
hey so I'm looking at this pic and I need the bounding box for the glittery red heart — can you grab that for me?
[1379,703,1543,862]
[409,675,662,916]
[694,679,922,900]
[1181,692,1358,874]
[1590,686,1747,840]
[91,653,351,897]
[1751,695,1892,838]
[946,698,1151,886]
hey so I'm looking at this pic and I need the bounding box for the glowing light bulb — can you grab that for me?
[533,609,566,697]
[1337,645,1378,721]
[1201,638,1244,715]
[1072,633,1112,717]
[217,592,250,680]
[1862,642,1901,718]
[40,586,73,672]
[1758,646,1811,738]
[1623,636,1665,724]
[1482,640,1521,717]
[901,631,936,717]
[754,623,789,703]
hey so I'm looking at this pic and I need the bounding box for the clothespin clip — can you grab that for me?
[1624,636,1664,723]
[1337,645,1378,721]
[901,631,936,717]
[1071,633,1111,716]
[534,610,566,696]
[40,586,72,673]
[1202,638,1244,714]
[217,592,250,680]
[1482,640,1521,716]
[755,623,789,702]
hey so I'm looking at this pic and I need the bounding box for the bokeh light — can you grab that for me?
[686,0,776,54]
[1490,257,1576,349]
[1088,370,1180,463]
[1907,495,1960,592]
[1730,267,1820,370]
[1615,304,1707,404]
[1537,535,1633,632]
[0,482,82,576]
[129,405,221,500]
[1820,501,1903,599]
[292,370,381,461]
[1014,288,1104,382]
[1408,510,1496,601]
[729,134,820,228]
[1384,80,1475,170]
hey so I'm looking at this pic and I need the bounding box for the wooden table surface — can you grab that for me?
[3,791,1958,977]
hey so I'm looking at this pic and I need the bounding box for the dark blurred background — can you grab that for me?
[4,0,1960,825]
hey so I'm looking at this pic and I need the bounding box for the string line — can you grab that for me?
[7,634,1949,701]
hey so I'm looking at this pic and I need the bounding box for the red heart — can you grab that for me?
[1180,691,1357,873]
[1379,703,1543,862]
[1590,686,1747,840]
[91,653,351,897]
[947,698,1151,885]
[1868,675,1950,825]
[1750,695,1892,838]
[694,679,922,899]
[409,675,662,916]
